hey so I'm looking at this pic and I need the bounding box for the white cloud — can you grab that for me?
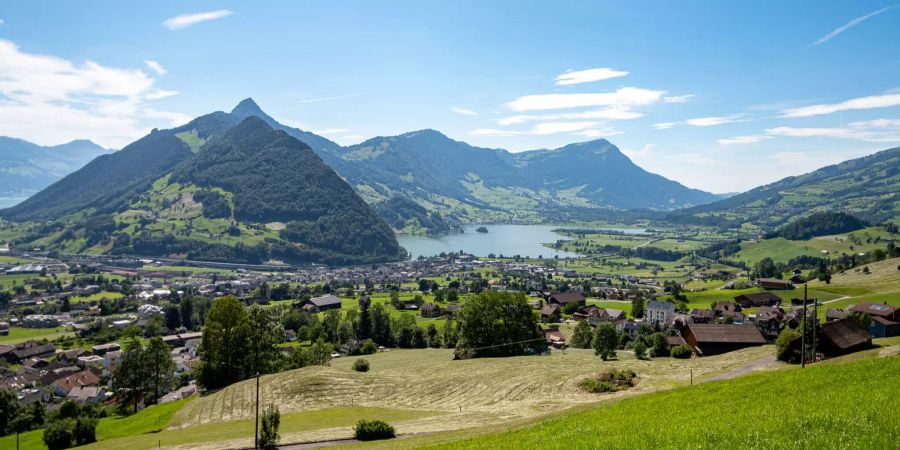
[653,122,677,130]
[555,68,628,86]
[450,106,478,116]
[497,108,642,125]
[163,10,233,30]
[810,5,899,47]
[470,121,614,137]
[531,121,600,135]
[781,93,900,118]
[655,115,744,129]
[0,39,185,148]
[664,94,694,103]
[622,144,656,159]
[311,128,350,135]
[144,60,167,76]
[718,135,773,146]
[766,119,900,142]
[507,87,665,111]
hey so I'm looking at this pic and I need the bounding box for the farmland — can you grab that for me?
[734,226,896,264]
[808,256,900,318]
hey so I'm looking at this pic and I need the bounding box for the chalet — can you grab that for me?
[646,300,675,326]
[548,292,586,307]
[681,324,766,356]
[540,304,561,322]
[713,301,742,317]
[51,370,100,398]
[9,342,56,363]
[817,319,871,356]
[825,308,848,322]
[756,278,793,290]
[690,309,715,324]
[755,306,786,340]
[420,303,443,318]
[67,386,104,404]
[734,291,781,308]
[302,294,342,311]
[848,302,900,337]
[543,328,566,349]
[666,335,687,348]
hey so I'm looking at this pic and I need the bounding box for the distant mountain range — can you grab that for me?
[668,146,900,228]
[0,137,109,208]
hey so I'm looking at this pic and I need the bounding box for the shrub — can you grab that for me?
[775,328,802,363]
[73,417,97,446]
[359,339,378,355]
[578,379,618,393]
[352,359,370,372]
[633,340,648,360]
[579,369,637,393]
[354,419,396,441]
[43,419,75,450]
[259,404,280,449]
[671,344,693,359]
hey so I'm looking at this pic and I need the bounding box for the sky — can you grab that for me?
[0,1,898,193]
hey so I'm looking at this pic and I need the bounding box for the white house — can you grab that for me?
[646,300,675,326]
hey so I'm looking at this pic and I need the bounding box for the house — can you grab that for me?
[420,303,443,318]
[755,306,786,340]
[734,291,781,308]
[756,278,793,290]
[76,355,104,369]
[681,324,767,356]
[667,335,687,348]
[543,328,566,349]
[548,292,585,307]
[51,370,100,398]
[302,294,342,311]
[646,300,675,326]
[713,301,742,317]
[690,309,715,324]
[848,302,900,337]
[817,319,871,356]
[825,308,849,322]
[9,342,56,363]
[0,322,8,336]
[540,304,561,322]
[67,386,104,404]
[91,342,120,356]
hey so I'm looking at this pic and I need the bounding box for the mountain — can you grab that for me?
[0,137,109,208]
[2,116,403,265]
[667,146,900,229]
[224,99,718,228]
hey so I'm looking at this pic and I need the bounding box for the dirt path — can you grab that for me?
[278,432,433,449]
[700,355,778,383]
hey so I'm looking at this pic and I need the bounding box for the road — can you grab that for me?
[700,354,778,383]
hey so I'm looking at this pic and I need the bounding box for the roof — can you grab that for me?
[540,304,560,315]
[667,336,687,346]
[848,302,898,318]
[53,370,100,394]
[543,329,565,342]
[68,386,102,401]
[306,294,342,308]
[819,319,871,350]
[735,292,781,305]
[647,300,675,311]
[757,278,792,286]
[825,308,849,320]
[686,324,766,344]
[549,292,584,304]
[12,343,55,360]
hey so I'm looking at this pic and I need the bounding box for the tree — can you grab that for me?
[425,323,441,348]
[259,404,280,449]
[165,304,181,330]
[73,417,97,446]
[753,257,780,279]
[0,388,18,436]
[114,337,146,413]
[570,321,594,349]
[291,338,332,368]
[247,305,284,375]
[43,419,75,450]
[356,296,372,340]
[198,296,250,390]
[371,303,393,347]
[592,323,618,361]
[632,340,648,360]
[775,328,803,363]
[631,297,644,319]
[143,336,176,405]
[180,297,194,330]
[849,311,872,330]
[453,292,546,359]
[649,333,670,357]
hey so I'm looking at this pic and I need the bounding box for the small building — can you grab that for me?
[646,300,675,326]
[755,278,793,290]
[420,303,443,318]
[734,292,781,308]
[755,306,786,340]
[91,343,121,356]
[825,308,848,322]
[302,294,342,311]
[682,324,766,356]
[548,292,586,307]
[51,370,100,398]
[690,309,715,324]
[67,386,104,404]
[848,302,900,337]
[543,328,566,349]
[817,319,871,356]
[540,304,561,322]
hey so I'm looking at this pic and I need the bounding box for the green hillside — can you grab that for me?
[373,355,900,449]
[668,146,900,229]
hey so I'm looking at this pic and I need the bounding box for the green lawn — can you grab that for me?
[70,291,124,303]
[0,326,73,344]
[364,355,900,449]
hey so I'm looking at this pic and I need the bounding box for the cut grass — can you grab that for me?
[361,355,900,449]
[0,326,73,344]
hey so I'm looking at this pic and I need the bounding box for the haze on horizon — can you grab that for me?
[0,1,898,193]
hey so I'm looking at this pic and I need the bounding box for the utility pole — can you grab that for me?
[811,284,818,362]
[800,284,807,368]
[255,372,260,449]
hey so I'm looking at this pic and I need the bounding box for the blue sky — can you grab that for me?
[0,1,898,193]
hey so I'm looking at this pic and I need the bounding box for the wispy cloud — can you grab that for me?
[144,60,167,76]
[497,108,642,126]
[781,93,900,118]
[0,19,5,26]
[718,135,772,146]
[555,68,628,86]
[295,93,360,104]
[163,10,233,30]
[450,106,478,116]
[655,114,744,129]
[507,87,665,111]
[766,119,900,142]
[471,121,619,138]
[663,94,694,103]
[0,39,185,147]
[810,4,899,47]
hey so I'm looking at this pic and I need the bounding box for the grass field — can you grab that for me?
[0,326,74,344]
[808,257,900,318]
[735,226,896,264]
[169,345,774,448]
[361,354,900,449]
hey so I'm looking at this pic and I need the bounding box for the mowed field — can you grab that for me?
[809,256,900,317]
[734,226,896,264]
[148,345,774,449]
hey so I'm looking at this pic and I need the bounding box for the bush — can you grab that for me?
[775,328,802,363]
[359,339,378,355]
[354,419,396,441]
[43,419,75,450]
[352,359,370,372]
[259,404,280,449]
[633,340,648,360]
[578,378,619,393]
[671,344,693,359]
[579,369,637,393]
[73,417,97,446]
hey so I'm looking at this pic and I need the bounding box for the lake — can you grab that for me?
[397,224,647,259]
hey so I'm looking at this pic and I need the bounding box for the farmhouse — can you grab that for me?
[543,328,566,349]
[548,292,585,307]
[734,291,781,308]
[9,342,56,363]
[540,304,561,322]
[848,302,900,337]
[681,324,766,356]
[420,303,443,318]
[646,300,675,326]
[690,309,715,324]
[755,306,786,340]
[817,319,871,356]
[756,278,793,290]
[302,294,342,311]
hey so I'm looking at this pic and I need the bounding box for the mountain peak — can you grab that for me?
[231,97,269,119]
